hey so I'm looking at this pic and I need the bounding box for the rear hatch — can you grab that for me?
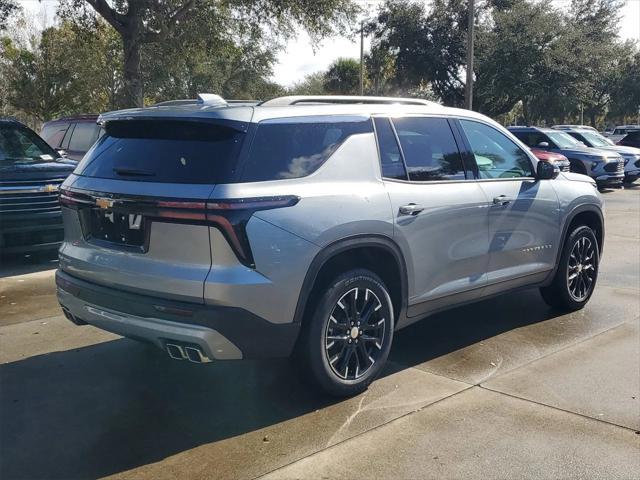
[59,116,249,303]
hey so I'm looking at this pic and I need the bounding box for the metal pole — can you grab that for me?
[360,20,364,95]
[580,104,584,125]
[464,0,474,110]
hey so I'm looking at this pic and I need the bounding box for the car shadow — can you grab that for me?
[0,289,558,480]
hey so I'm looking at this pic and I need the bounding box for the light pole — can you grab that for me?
[360,20,364,96]
[464,0,475,110]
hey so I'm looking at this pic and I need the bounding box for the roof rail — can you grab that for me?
[259,95,434,107]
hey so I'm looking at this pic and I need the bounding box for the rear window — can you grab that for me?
[75,120,245,184]
[239,117,372,182]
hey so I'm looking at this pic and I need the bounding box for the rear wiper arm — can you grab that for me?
[113,167,156,177]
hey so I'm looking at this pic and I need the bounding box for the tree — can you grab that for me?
[288,71,327,95]
[60,0,358,108]
[1,20,122,122]
[0,0,19,31]
[366,0,471,105]
[324,57,361,94]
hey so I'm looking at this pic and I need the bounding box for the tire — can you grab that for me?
[540,225,599,311]
[300,269,395,397]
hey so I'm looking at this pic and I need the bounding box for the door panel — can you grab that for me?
[477,179,560,289]
[457,119,560,292]
[386,181,490,311]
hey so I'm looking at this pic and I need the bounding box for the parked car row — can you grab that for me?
[509,126,640,187]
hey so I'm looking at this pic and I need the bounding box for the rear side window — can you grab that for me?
[40,123,68,148]
[373,117,407,180]
[75,120,245,184]
[240,117,372,182]
[68,122,100,152]
[391,117,465,181]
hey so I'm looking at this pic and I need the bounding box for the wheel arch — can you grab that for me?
[292,235,409,329]
[548,204,604,284]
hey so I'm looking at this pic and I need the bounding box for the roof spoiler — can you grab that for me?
[259,95,434,107]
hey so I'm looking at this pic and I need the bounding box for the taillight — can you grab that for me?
[206,196,299,267]
[59,188,299,268]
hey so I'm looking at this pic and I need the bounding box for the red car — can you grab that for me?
[530,148,570,172]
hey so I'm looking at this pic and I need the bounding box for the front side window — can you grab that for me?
[460,120,534,179]
[240,117,372,182]
[391,117,465,181]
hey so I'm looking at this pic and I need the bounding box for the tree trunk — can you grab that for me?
[122,33,143,108]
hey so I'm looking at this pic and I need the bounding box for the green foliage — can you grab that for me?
[323,57,361,94]
[289,71,328,95]
[55,0,358,107]
[0,0,19,31]
[1,20,122,121]
[368,0,637,126]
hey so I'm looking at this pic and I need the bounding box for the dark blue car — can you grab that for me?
[0,118,77,254]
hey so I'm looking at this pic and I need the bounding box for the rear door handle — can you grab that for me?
[492,195,514,206]
[399,203,425,215]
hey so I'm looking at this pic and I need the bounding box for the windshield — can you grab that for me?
[0,124,59,165]
[579,131,612,147]
[546,131,582,149]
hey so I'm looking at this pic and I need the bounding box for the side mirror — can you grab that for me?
[537,142,550,148]
[537,160,559,180]
[56,149,67,158]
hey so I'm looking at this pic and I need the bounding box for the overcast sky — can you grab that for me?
[17,0,640,86]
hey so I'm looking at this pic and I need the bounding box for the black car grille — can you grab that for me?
[0,179,65,215]
[604,161,624,173]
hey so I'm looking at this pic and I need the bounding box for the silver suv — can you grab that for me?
[56,95,604,396]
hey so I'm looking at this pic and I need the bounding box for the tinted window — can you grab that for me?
[460,120,534,179]
[40,123,69,148]
[75,120,245,184]
[61,123,74,149]
[240,117,371,182]
[391,117,465,181]
[0,124,58,165]
[373,117,406,180]
[512,131,550,148]
[68,122,100,152]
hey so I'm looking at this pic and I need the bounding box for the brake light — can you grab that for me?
[59,188,299,268]
[206,196,299,267]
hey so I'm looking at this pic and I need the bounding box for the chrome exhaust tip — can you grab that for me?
[185,346,211,364]
[166,343,187,360]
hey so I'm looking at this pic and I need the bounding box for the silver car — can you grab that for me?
[56,95,604,396]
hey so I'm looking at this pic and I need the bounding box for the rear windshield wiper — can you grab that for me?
[113,167,156,177]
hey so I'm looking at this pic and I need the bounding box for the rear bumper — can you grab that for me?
[55,270,300,360]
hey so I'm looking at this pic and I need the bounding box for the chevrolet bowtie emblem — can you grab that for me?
[42,184,59,193]
[96,198,114,209]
